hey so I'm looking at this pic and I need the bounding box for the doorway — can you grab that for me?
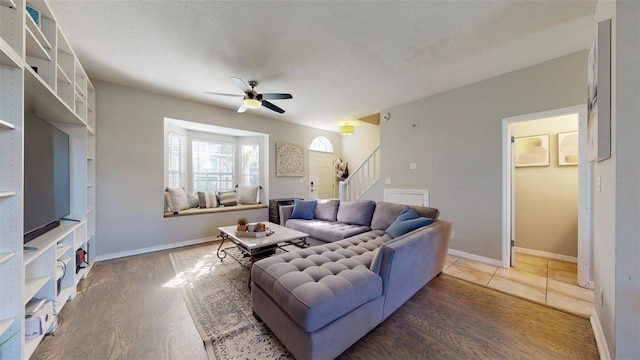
[502,105,593,288]
[308,150,334,199]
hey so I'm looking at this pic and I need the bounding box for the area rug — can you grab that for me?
[169,243,293,360]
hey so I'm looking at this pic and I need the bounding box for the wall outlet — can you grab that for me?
[409,163,417,170]
[384,177,392,185]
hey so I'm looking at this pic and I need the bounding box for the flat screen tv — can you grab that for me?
[23,110,71,243]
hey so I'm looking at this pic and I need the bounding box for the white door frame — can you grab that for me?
[501,105,593,287]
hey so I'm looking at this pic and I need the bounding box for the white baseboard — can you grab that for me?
[448,249,503,268]
[590,309,611,360]
[95,236,220,262]
[515,247,577,263]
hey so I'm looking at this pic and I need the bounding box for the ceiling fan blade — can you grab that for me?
[261,93,293,100]
[204,91,244,97]
[231,76,250,93]
[237,103,248,113]
[261,100,285,114]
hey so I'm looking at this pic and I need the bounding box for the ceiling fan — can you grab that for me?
[205,76,293,114]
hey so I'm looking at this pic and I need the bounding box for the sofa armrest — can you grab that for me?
[376,220,452,319]
[279,205,294,226]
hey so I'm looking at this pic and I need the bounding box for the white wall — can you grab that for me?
[94,80,341,258]
[592,1,640,358]
[380,51,588,261]
[514,115,579,257]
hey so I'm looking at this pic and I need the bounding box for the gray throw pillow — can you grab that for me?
[237,185,259,205]
[187,194,200,208]
[218,190,237,206]
[336,200,376,226]
[314,199,340,221]
[197,191,218,208]
[165,187,189,213]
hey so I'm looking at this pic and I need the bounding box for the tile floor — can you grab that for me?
[443,252,594,318]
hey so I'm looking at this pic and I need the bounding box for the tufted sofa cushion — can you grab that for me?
[252,231,389,332]
[285,219,371,243]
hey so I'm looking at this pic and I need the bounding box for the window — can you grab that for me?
[164,118,266,201]
[167,132,185,188]
[192,139,234,192]
[309,136,334,152]
[240,144,260,186]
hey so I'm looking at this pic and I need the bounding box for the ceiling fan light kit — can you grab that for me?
[244,98,262,109]
[205,77,292,114]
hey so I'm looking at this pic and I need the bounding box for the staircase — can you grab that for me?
[339,146,381,201]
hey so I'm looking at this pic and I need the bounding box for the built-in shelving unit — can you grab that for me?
[0,0,96,357]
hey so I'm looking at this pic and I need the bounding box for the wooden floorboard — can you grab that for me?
[32,244,598,360]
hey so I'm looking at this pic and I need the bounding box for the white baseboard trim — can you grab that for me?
[590,310,611,360]
[448,249,503,268]
[95,236,221,262]
[515,247,577,263]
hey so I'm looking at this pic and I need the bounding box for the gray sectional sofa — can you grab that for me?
[251,200,452,359]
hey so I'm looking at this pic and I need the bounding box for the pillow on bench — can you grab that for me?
[165,187,189,214]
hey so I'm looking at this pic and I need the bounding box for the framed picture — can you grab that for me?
[587,19,611,162]
[558,131,579,166]
[276,142,304,176]
[515,134,549,167]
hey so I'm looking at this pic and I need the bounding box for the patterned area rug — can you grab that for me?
[169,243,293,360]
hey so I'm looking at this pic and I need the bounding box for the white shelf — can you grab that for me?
[0,191,16,198]
[24,221,80,265]
[24,276,51,304]
[25,10,52,49]
[0,317,15,337]
[56,285,74,305]
[56,245,71,259]
[0,119,16,129]
[1,0,97,357]
[56,64,72,84]
[24,332,44,359]
[56,258,70,281]
[0,251,16,265]
[74,267,87,284]
[0,0,17,8]
[25,27,52,61]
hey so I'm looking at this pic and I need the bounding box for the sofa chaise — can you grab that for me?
[251,200,452,359]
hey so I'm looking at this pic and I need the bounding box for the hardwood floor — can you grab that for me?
[32,243,598,359]
[31,247,207,360]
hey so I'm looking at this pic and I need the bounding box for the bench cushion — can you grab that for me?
[252,231,388,332]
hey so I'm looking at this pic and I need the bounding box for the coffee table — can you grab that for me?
[216,221,309,285]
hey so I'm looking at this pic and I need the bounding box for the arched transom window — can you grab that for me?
[309,136,334,153]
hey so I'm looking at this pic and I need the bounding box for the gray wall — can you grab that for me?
[514,116,579,257]
[593,1,640,358]
[380,51,588,260]
[94,80,341,258]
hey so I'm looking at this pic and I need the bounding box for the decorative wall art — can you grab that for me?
[515,134,550,167]
[276,142,304,176]
[587,19,612,162]
[558,131,579,166]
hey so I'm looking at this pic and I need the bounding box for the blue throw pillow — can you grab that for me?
[386,206,433,238]
[290,199,317,220]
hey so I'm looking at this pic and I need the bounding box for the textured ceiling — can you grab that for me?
[47,1,596,132]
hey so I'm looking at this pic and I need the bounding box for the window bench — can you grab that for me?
[163,203,268,218]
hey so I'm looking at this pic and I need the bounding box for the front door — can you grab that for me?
[308,151,334,199]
